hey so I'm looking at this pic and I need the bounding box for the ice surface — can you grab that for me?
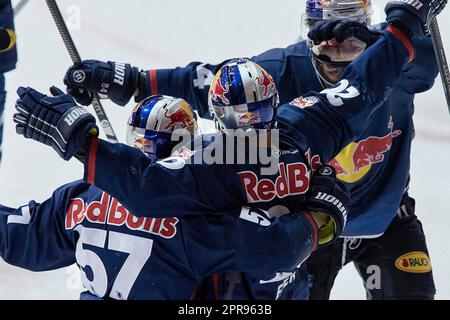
[0,0,448,299]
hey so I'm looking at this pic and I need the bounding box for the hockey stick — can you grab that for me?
[45,0,119,143]
[13,0,29,17]
[427,17,450,114]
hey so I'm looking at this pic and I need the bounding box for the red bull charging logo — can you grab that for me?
[210,71,230,104]
[163,102,196,133]
[255,66,276,97]
[329,117,401,183]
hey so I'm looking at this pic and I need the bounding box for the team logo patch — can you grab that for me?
[290,96,320,108]
[328,116,401,183]
[395,251,432,273]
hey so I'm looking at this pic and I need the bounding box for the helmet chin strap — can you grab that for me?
[310,53,338,89]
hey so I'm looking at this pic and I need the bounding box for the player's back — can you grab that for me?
[61,174,316,300]
[63,183,200,300]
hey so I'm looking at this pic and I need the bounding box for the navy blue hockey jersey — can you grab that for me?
[80,27,416,300]
[138,30,437,238]
[0,180,318,299]
[81,28,415,231]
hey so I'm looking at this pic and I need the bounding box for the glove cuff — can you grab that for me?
[304,165,350,245]
[307,206,345,245]
[107,61,140,106]
[56,106,97,160]
[318,216,336,246]
[386,8,425,36]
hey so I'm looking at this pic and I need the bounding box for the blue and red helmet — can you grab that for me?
[126,95,198,160]
[208,58,279,131]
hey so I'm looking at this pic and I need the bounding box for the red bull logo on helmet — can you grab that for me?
[163,101,196,134]
[210,70,230,105]
[134,137,155,154]
[255,66,276,97]
[238,112,261,127]
[328,117,401,183]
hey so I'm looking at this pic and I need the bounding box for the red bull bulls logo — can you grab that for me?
[352,122,401,172]
[255,67,276,97]
[328,117,402,183]
[163,102,196,133]
[210,71,230,104]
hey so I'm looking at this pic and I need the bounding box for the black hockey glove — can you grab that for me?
[308,20,381,46]
[304,165,350,246]
[14,86,98,161]
[385,0,447,36]
[64,60,139,106]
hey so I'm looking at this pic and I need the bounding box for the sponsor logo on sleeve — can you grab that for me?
[290,96,320,108]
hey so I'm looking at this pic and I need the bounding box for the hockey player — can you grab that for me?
[61,0,441,299]
[13,0,444,295]
[198,59,322,300]
[0,0,17,164]
[2,93,347,299]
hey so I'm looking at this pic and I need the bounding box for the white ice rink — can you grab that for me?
[0,0,449,299]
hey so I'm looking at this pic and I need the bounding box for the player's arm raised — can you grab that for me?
[82,136,246,217]
[277,0,446,164]
[0,182,86,271]
[63,58,231,118]
[12,87,248,217]
[398,35,439,94]
[62,50,296,119]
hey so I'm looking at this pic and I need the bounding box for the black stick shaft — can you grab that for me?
[428,18,450,114]
[14,0,29,17]
[45,0,119,143]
